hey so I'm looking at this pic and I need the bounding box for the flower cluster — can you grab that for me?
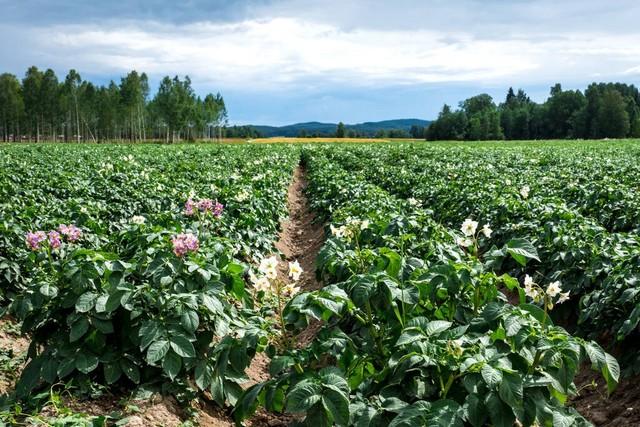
[457,218,492,248]
[26,231,47,251]
[523,275,570,309]
[131,215,146,225]
[26,224,83,251]
[171,233,199,257]
[250,256,302,297]
[330,218,370,240]
[58,224,82,242]
[520,185,530,199]
[185,198,224,217]
[235,189,250,202]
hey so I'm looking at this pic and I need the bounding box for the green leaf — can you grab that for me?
[70,317,90,342]
[120,359,140,384]
[481,364,502,388]
[520,303,552,326]
[180,310,199,334]
[286,379,322,413]
[139,321,161,350]
[76,352,99,374]
[498,373,523,408]
[602,352,620,395]
[105,290,124,312]
[504,315,523,337]
[425,320,452,336]
[552,410,578,427]
[163,350,182,381]
[465,394,486,427]
[485,392,515,427]
[202,294,223,314]
[146,340,170,364]
[170,335,196,358]
[104,363,122,384]
[76,292,98,313]
[39,283,58,298]
[426,400,463,427]
[505,239,540,266]
[389,401,430,427]
[16,357,44,398]
[322,388,350,426]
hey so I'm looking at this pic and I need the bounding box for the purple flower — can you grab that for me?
[26,231,47,251]
[172,233,199,257]
[197,199,214,213]
[212,201,224,218]
[58,224,82,242]
[48,231,62,249]
[185,198,196,216]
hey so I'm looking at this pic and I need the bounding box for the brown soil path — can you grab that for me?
[275,165,325,293]
[200,164,325,426]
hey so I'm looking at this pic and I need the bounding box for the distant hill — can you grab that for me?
[251,119,430,138]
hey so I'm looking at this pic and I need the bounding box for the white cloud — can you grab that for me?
[11,17,640,90]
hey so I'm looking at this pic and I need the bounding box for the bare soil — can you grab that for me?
[0,316,29,394]
[571,366,640,426]
[275,165,325,293]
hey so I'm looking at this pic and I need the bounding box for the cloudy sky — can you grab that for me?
[1,0,639,125]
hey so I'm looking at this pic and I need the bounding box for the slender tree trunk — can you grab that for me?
[74,97,80,143]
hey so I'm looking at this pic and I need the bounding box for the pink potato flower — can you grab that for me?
[58,224,82,242]
[26,231,47,251]
[184,198,196,216]
[172,233,199,257]
[197,199,214,213]
[212,201,223,218]
[48,231,62,249]
[185,198,223,218]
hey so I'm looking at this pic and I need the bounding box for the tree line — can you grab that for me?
[0,67,229,143]
[426,83,640,140]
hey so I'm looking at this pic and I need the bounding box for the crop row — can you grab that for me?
[235,147,619,427]
[0,144,299,416]
[321,144,640,370]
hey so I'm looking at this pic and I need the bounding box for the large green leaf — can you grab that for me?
[170,335,196,358]
[505,239,540,266]
[146,340,170,364]
[286,380,322,413]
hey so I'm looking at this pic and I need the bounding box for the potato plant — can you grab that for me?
[234,147,620,427]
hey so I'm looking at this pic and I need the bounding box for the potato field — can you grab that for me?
[0,140,639,426]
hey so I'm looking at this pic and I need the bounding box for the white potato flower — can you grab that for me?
[557,291,570,304]
[235,189,250,202]
[408,198,420,206]
[524,275,534,287]
[259,256,279,280]
[131,215,146,225]
[360,220,370,230]
[252,275,272,293]
[461,219,478,237]
[288,260,303,282]
[456,237,473,248]
[520,185,530,199]
[282,283,301,297]
[546,281,562,298]
[481,224,493,238]
[330,224,346,238]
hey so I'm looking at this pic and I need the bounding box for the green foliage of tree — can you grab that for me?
[336,122,346,138]
[0,73,24,141]
[595,89,630,138]
[0,66,229,142]
[426,82,640,141]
